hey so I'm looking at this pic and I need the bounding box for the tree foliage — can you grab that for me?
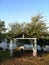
[0,20,6,39]
[0,20,5,33]
[7,14,48,38]
[25,14,48,38]
[9,22,22,34]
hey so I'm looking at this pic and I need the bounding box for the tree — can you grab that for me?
[7,22,22,38]
[25,14,48,38]
[0,20,5,33]
[0,20,6,39]
[8,14,48,39]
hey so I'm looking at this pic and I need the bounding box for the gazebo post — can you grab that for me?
[33,38,37,57]
[14,38,16,44]
[9,39,13,56]
[29,39,33,55]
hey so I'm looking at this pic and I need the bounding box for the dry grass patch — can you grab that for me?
[0,51,49,65]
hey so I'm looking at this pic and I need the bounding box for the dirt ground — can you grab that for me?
[0,51,49,65]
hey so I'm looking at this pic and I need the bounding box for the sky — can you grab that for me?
[0,0,49,26]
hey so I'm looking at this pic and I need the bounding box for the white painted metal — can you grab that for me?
[13,38,37,40]
[13,37,37,56]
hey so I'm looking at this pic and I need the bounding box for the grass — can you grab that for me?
[0,50,49,65]
[0,50,10,61]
